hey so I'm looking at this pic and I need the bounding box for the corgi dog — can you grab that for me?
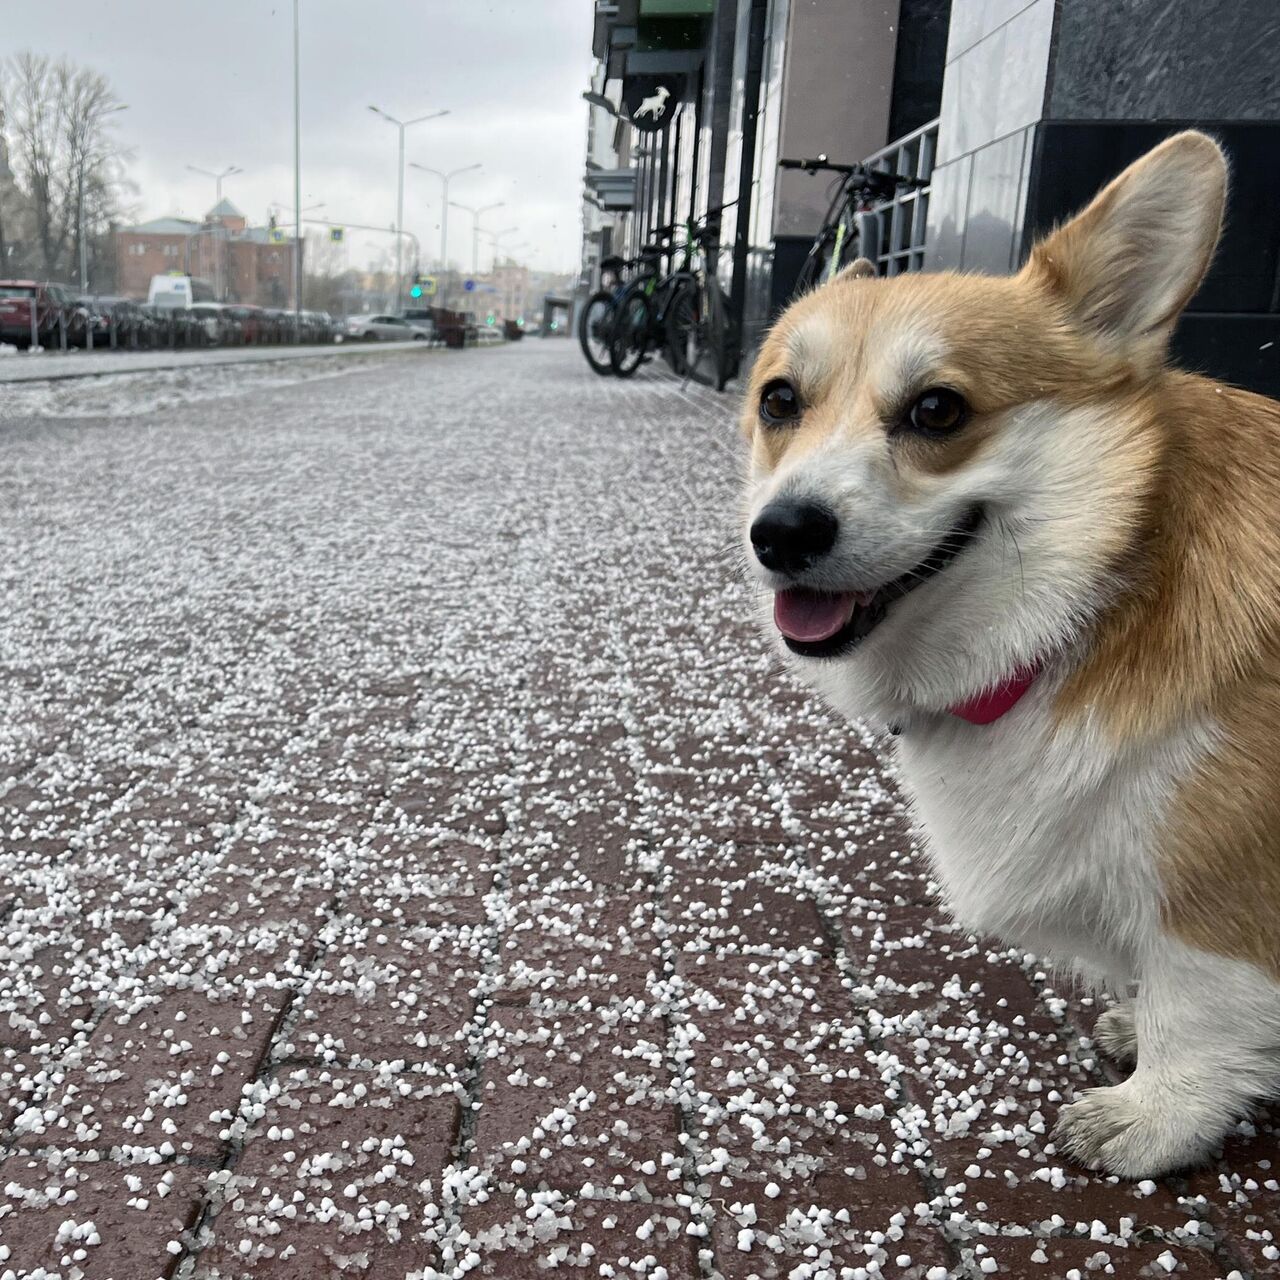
[739,131,1280,1178]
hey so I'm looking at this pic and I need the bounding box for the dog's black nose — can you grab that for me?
[750,499,839,574]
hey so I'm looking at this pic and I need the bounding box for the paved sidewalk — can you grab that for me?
[0,343,1275,1279]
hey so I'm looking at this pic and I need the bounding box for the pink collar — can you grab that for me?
[948,661,1044,725]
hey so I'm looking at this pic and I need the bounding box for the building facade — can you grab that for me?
[114,199,301,307]
[581,0,1279,395]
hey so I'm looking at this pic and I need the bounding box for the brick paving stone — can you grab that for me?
[286,920,483,1071]
[956,1232,1224,1277]
[25,944,301,1156]
[708,1202,953,1280]
[455,1192,701,1278]
[340,836,497,926]
[1178,1112,1280,1280]
[0,1150,205,1279]
[474,1007,683,1195]
[493,891,664,1007]
[192,1065,457,1278]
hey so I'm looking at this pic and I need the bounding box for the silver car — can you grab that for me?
[344,314,424,342]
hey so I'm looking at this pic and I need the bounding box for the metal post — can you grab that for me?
[370,106,450,308]
[77,164,88,293]
[293,0,302,340]
[395,122,405,311]
[440,177,449,275]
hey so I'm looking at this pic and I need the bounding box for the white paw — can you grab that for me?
[1094,1003,1138,1069]
[1053,1082,1222,1178]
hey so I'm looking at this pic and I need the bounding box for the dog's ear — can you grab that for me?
[835,257,876,282]
[1022,130,1226,370]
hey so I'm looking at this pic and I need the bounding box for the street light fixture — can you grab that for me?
[187,163,244,208]
[186,163,243,300]
[482,226,519,272]
[409,162,480,275]
[368,104,450,309]
[270,200,326,221]
[582,90,622,118]
[448,200,505,276]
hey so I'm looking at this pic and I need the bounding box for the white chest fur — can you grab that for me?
[894,685,1213,986]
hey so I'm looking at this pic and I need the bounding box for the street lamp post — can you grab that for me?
[187,163,243,300]
[408,161,480,286]
[482,234,528,322]
[368,105,449,311]
[448,200,505,276]
[482,225,519,272]
[293,0,302,338]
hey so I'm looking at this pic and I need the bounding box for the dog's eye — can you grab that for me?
[906,387,968,435]
[759,379,801,426]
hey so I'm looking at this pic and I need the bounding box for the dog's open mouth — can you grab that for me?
[773,505,984,658]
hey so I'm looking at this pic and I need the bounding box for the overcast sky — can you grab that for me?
[5,1,595,275]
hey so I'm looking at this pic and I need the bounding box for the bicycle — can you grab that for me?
[578,253,635,377]
[663,220,731,390]
[779,155,927,296]
[603,237,674,379]
[610,203,735,387]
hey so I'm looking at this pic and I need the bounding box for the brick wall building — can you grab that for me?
[114,199,301,306]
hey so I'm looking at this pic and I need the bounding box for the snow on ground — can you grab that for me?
[0,342,1274,1278]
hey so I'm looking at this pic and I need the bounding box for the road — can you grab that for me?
[0,342,1273,1278]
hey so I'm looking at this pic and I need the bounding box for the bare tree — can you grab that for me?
[0,52,131,284]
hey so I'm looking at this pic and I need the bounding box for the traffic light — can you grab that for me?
[410,284,423,299]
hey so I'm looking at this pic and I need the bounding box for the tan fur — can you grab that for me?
[1053,375,1280,976]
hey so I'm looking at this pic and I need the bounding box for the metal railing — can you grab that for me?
[863,117,938,277]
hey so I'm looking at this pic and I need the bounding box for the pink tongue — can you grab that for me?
[773,588,858,643]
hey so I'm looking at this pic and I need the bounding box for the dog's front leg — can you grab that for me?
[1054,941,1280,1178]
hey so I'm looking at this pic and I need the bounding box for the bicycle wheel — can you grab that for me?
[663,279,697,377]
[705,273,730,391]
[609,291,651,378]
[578,289,617,376]
[685,273,730,390]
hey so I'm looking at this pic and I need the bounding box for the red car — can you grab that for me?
[0,280,76,349]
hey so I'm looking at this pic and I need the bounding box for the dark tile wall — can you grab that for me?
[1050,0,1280,121]
[1024,120,1280,396]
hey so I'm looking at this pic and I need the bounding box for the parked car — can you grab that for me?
[310,311,340,343]
[190,303,235,346]
[228,305,265,344]
[70,296,125,348]
[0,280,76,349]
[345,313,423,342]
[400,308,437,342]
[141,303,202,349]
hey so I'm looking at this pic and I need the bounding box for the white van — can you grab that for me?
[148,275,194,309]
